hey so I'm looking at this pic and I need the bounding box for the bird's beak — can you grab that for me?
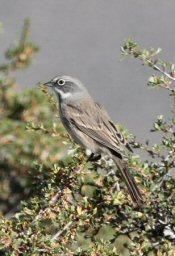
[43,81,53,87]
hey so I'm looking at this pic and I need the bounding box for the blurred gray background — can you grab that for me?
[0,0,174,144]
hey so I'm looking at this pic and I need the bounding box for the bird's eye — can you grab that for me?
[58,79,65,86]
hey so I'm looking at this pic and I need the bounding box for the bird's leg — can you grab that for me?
[87,152,101,162]
[85,148,101,162]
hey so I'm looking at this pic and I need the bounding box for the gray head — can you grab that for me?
[44,75,89,101]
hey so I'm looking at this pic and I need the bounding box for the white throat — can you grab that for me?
[54,87,72,99]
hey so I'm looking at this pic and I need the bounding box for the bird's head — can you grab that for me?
[44,75,89,101]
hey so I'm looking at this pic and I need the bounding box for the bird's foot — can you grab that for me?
[87,153,101,162]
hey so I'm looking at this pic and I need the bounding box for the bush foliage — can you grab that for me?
[0,21,174,255]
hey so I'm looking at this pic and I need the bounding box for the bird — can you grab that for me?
[44,75,143,207]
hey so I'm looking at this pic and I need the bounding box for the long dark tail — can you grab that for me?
[113,157,143,207]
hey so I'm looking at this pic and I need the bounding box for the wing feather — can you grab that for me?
[65,100,132,155]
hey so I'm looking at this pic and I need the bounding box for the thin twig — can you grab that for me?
[142,59,175,92]
[148,60,175,82]
[32,189,62,225]
[149,173,171,195]
[130,47,175,90]
[19,189,63,237]
[52,220,74,241]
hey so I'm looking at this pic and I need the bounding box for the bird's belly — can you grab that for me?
[59,102,101,153]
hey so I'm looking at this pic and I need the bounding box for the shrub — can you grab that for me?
[0,22,174,255]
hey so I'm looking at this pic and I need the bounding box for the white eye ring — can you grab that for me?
[58,79,65,86]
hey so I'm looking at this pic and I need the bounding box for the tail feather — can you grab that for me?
[113,158,143,207]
